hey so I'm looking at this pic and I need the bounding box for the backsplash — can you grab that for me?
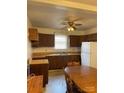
[32,47,81,53]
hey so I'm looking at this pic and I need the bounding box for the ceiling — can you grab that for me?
[28,0,97,32]
[68,0,96,6]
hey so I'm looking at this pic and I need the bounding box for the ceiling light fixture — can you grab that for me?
[67,26,74,31]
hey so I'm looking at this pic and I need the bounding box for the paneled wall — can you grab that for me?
[27,18,32,60]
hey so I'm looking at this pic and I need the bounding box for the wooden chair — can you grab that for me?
[64,73,83,93]
[27,75,43,93]
[65,74,73,93]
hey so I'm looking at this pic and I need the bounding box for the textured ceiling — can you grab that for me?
[68,0,96,6]
[28,0,97,31]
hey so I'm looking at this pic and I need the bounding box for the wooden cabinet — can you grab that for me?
[80,35,86,42]
[31,33,54,47]
[31,41,39,47]
[70,36,81,47]
[69,33,97,47]
[48,55,81,70]
[29,28,39,41]
[48,55,68,69]
[80,33,97,42]
[67,55,81,63]
[85,33,97,41]
[38,33,54,47]
[29,59,49,87]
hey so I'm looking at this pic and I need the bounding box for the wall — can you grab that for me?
[36,27,96,35]
[90,42,97,68]
[27,17,32,60]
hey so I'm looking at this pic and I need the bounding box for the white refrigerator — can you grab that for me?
[81,42,97,68]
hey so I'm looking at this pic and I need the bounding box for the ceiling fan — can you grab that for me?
[61,17,82,31]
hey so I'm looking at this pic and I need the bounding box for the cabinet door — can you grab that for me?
[29,28,39,41]
[70,36,81,47]
[38,33,54,47]
[85,33,97,41]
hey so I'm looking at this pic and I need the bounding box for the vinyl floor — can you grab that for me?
[43,69,67,93]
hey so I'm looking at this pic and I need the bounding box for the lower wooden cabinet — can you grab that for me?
[32,55,81,70]
[29,59,49,87]
[48,55,81,70]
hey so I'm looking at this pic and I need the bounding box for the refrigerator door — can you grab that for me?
[81,42,90,66]
[81,42,90,53]
[81,42,97,68]
[81,52,90,66]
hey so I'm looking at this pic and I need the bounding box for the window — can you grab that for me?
[55,34,68,49]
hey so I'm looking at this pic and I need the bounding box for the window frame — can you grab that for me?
[54,34,68,49]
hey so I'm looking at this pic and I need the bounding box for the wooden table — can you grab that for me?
[64,66,97,93]
[29,59,49,87]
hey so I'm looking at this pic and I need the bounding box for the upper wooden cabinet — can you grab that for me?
[80,33,97,42]
[85,33,97,41]
[38,34,54,47]
[70,36,81,47]
[28,28,39,41]
[31,33,54,47]
[70,33,97,47]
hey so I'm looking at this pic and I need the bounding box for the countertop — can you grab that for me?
[32,52,81,58]
[29,59,49,64]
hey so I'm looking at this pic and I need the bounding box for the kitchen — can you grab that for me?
[27,0,97,93]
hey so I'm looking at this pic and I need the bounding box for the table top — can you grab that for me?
[29,59,49,65]
[64,66,97,93]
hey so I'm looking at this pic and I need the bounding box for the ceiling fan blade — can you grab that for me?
[73,26,76,30]
[75,23,82,26]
